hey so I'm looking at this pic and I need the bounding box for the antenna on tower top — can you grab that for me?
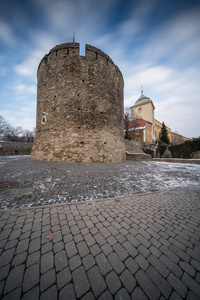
[141,86,143,95]
[73,33,75,43]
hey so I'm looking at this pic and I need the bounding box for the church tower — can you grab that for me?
[130,88,155,142]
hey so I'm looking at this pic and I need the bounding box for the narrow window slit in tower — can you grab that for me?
[67,48,69,55]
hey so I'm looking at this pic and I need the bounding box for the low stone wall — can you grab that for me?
[126,152,152,161]
[0,142,33,155]
[153,158,200,164]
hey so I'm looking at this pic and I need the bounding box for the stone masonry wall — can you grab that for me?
[31,43,125,163]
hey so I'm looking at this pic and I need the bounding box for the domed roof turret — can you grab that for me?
[135,90,150,105]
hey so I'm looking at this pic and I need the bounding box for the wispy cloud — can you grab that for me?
[0,21,15,45]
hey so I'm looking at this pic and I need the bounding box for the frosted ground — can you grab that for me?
[0,156,200,209]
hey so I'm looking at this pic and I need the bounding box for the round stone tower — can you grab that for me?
[31,43,125,163]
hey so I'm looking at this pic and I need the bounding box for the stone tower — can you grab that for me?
[31,43,125,163]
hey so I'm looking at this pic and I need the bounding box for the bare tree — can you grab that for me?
[0,116,35,142]
[124,111,131,139]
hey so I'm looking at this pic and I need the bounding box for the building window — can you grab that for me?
[135,130,139,135]
[138,107,142,113]
[148,131,149,134]
[136,139,140,141]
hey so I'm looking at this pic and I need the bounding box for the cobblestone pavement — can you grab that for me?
[0,186,200,299]
[0,156,200,209]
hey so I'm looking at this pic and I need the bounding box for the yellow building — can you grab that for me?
[130,91,155,143]
[129,90,189,145]
[127,119,154,144]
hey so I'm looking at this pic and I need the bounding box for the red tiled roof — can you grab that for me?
[127,118,148,130]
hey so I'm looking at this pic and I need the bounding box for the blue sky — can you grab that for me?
[0,0,200,138]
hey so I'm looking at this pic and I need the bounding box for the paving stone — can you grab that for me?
[191,258,200,271]
[107,235,117,246]
[135,270,160,300]
[146,266,172,298]
[60,284,76,300]
[26,251,40,267]
[41,251,54,274]
[84,233,96,247]
[187,248,200,262]
[169,291,183,300]
[63,233,73,243]
[12,252,27,267]
[0,264,10,281]
[57,267,72,290]
[41,284,57,300]
[131,287,148,300]
[113,243,129,261]
[122,241,138,258]
[28,237,40,254]
[77,241,89,258]
[98,290,113,300]
[80,292,94,300]
[160,254,182,277]
[72,266,90,298]
[90,244,101,256]
[21,286,39,300]
[136,234,151,248]
[4,264,25,294]
[179,261,195,277]
[186,291,200,300]
[95,252,112,275]
[23,263,40,292]
[108,252,125,274]
[135,254,149,270]
[138,244,150,258]
[120,269,136,293]
[40,268,56,292]
[99,227,111,238]
[125,257,139,275]
[149,245,161,258]
[115,288,131,300]
[160,245,180,264]
[42,242,52,254]
[182,272,200,297]
[0,248,15,267]
[65,240,77,258]
[74,233,83,243]
[115,234,127,244]
[69,254,81,271]
[82,254,96,271]
[55,250,68,271]
[167,273,187,298]
[1,287,21,300]
[87,265,106,297]
[105,271,121,294]
[94,232,106,246]
[126,234,140,248]
[148,254,170,278]
[101,243,112,256]
[61,225,70,235]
